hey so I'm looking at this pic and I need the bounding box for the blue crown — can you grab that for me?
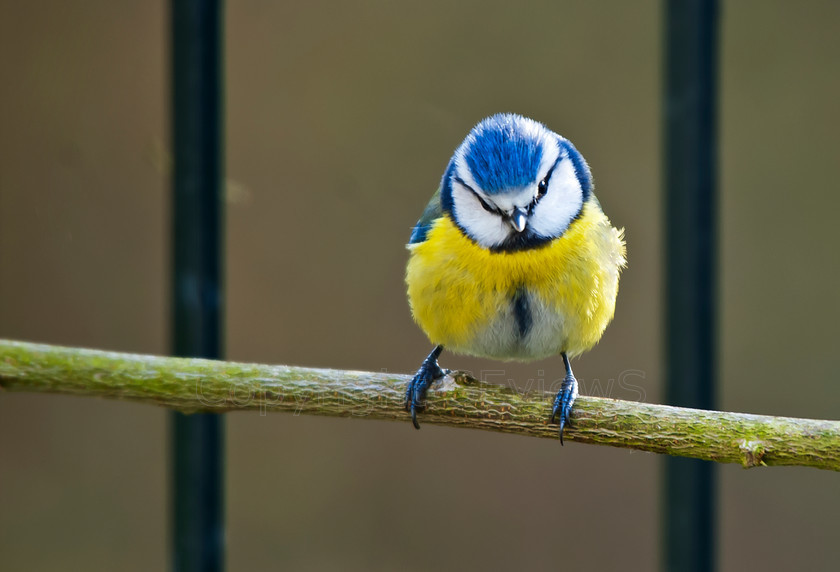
[461,113,548,194]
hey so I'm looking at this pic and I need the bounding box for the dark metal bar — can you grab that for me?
[663,1,719,571]
[170,1,225,571]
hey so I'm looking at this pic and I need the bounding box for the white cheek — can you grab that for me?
[451,185,511,248]
[529,159,584,238]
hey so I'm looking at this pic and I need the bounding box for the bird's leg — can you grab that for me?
[550,352,579,444]
[404,345,448,429]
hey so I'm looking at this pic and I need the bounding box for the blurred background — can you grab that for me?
[1,1,839,570]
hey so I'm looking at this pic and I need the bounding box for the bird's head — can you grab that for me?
[441,113,592,252]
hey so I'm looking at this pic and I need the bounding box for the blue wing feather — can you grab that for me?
[409,187,443,244]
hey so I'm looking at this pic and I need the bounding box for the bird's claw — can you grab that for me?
[405,369,428,429]
[404,346,445,429]
[550,373,578,445]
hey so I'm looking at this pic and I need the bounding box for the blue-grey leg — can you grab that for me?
[405,345,447,429]
[550,352,579,444]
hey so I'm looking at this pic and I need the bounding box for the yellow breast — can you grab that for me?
[405,199,626,360]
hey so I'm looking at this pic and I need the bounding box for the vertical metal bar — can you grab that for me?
[663,1,719,571]
[170,1,225,571]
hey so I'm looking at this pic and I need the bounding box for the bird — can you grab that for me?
[404,113,626,443]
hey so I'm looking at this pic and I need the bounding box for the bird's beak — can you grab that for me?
[508,207,528,233]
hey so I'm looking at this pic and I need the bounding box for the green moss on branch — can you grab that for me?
[2,339,839,471]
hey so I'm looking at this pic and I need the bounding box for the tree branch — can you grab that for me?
[1,339,838,471]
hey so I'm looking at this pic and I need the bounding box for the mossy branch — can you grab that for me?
[1,339,838,471]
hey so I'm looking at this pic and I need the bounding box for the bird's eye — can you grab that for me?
[454,175,500,215]
[475,194,497,214]
[537,177,549,198]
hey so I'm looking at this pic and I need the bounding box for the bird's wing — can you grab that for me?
[408,187,443,244]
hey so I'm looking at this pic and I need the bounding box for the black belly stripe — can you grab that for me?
[512,289,532,339]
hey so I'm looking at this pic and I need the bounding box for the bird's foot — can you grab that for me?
[405,346,447,429]
[550,372,578,445]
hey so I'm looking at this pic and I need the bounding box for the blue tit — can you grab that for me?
[404,113,626,442]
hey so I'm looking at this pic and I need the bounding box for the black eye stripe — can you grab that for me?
[474,193,496,213]
[540,158,561,190]
[534,156,563,205]
[454,156,561,217]
[454,176,501,214]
